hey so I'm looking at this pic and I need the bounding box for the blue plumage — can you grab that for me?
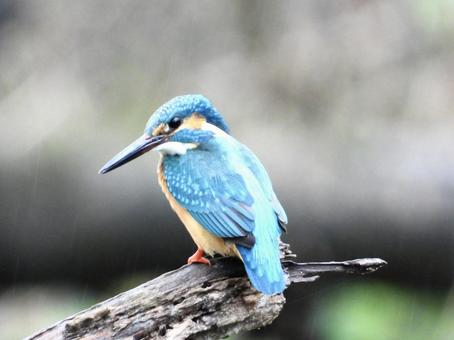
[100,94,288,295]
[163,130,286,294]
[162,139,255,239]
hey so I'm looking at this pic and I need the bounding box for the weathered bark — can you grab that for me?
[27,245,386,340]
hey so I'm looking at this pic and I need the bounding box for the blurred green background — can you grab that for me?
[1,0,454,339]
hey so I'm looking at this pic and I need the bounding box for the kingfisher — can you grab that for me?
[99,95,288,295]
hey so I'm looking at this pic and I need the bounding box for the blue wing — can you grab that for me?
[238,144,288,230]
[162,143,256,247]
[162,136,286,294]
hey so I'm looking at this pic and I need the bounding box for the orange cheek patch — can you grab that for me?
[154,114,206,136]
[179,113,206,130]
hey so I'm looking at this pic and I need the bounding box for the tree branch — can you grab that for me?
[27,245,386,340]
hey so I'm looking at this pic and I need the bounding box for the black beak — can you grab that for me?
[99,134,167,174]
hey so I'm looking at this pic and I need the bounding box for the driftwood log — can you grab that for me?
[27,244,386,339]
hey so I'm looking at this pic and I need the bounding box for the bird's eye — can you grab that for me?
[168,117,182,130]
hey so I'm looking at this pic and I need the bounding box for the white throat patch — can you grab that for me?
[154,141,197,156]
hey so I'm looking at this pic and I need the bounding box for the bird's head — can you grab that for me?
[99,94,229,174]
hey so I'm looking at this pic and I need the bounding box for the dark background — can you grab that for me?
[1,1,454,339]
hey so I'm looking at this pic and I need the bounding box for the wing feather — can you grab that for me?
[238,144,288,230]
[163,150,256,247]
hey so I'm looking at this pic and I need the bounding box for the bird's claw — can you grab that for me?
[187,248,211,266]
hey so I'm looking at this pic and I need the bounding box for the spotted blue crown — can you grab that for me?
[144,95,230,135]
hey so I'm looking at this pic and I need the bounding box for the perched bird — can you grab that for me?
[99,95,288,295]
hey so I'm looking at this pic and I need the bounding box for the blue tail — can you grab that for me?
[237,241,285,295]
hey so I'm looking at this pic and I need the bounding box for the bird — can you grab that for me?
[99,94,288,295]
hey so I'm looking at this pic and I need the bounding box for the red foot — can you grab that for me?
[187,248,211,266]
